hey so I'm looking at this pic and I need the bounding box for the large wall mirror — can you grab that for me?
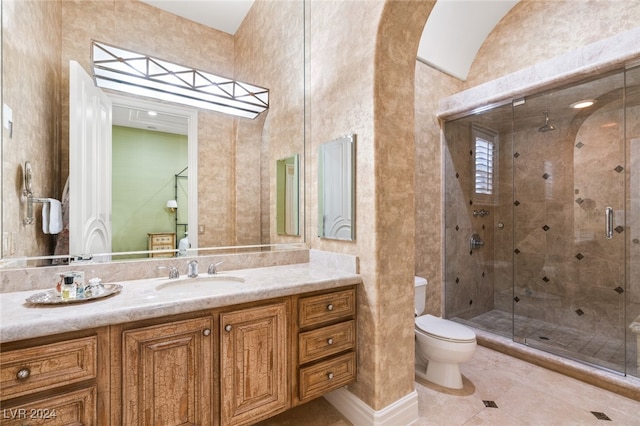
[0,0,305,269]
[318,134,355,241]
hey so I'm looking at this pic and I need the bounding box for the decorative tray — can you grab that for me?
[26,284,123,305]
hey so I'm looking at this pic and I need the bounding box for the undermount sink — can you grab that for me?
[155,275,246,294]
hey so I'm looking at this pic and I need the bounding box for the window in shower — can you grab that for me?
[472,124,497,204]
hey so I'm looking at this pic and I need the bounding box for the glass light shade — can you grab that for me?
[91,41,269,119]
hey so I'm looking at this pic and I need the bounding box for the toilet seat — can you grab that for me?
[415,314,476,343]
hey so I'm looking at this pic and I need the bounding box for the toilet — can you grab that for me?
[414,276,476,389]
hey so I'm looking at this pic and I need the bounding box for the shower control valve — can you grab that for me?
[470,234,484,250]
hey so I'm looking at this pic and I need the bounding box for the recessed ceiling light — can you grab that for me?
[570,99,596,109]
[147,111,158,117]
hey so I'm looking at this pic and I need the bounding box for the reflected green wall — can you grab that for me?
[112,126,188,255]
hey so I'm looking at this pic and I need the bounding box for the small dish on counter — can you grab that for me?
[25,284,123,305]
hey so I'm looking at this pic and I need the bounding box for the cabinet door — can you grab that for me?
[220,303,288,426]
[122,317,214,426]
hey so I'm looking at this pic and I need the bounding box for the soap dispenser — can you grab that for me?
[178,232,190,257]
[62,275,76,300]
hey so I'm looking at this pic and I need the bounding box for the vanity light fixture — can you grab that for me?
[91,41,269,119]
[166,199,178,212]
[570,99,596,109]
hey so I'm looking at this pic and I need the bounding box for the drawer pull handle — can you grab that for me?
[225,324,233,332]
[327,304,334,311]
[327,338,334,345]
[16,368,31,380]
[203,328,211,336]
[327,372,334,380]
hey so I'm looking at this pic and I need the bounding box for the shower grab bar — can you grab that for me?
[605,207,613,239]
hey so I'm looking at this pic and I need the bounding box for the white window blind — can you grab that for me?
[474,137,494,195]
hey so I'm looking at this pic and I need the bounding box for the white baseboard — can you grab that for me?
[323,387,419,426]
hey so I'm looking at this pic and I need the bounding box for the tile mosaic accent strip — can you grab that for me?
[591,411,612,421]
[575,308,585,316]
[575,197,584,204]
[542,276,550,282]
[514,296,520,302]
[542,225,550,231]
[542,173,551,180]
[575,141,584,148]
[614,226,624,233]
[514,200,520,206]
[514,152,520,158]
[576,253,584,260]
[614,286,624,294]
[614,165,624,173]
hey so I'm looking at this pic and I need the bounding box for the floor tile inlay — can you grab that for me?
[482,400,499,408]
[591,411,612,421]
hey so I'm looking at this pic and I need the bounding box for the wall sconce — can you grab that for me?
[91,40,269,119]
[166,199,178,212]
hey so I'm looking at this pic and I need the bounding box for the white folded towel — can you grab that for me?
[42,198,63,234]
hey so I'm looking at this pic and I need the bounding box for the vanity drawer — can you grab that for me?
[0,336,97,400]
[299,320,355,364]
[298,288,356,328]
[150,234,173,244]
[299,352,356,402]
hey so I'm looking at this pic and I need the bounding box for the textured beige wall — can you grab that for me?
[414,62,462,316]
[465,0,640,88]
[2,0,61,259]
[235,0,305,246]
[308,0,434,411]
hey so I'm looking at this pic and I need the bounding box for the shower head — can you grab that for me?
[538,111,556,133]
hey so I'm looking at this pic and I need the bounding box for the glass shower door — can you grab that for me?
[511,71,628,373]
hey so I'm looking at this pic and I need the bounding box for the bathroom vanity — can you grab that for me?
[0,264,360,425]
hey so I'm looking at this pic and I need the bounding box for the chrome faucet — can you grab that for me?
[207,261,224,275]
[158,266,179,279]
[187,260,198,278]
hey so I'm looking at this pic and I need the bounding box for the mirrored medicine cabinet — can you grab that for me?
[318,134,355,241]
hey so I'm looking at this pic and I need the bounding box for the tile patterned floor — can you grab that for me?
[262,345,640,425]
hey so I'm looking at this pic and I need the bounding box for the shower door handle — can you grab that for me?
[605,207,613,239]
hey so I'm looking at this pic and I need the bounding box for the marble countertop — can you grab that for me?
[0,263,361,343]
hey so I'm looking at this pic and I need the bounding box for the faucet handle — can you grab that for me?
[208,261,224,275]
[158,266,179,279]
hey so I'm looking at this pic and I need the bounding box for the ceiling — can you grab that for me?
[139,0,255,35]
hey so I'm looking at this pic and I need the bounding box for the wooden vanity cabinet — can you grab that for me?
[220,301,289,426]
[0,328,109,425]
[294,287,357,404]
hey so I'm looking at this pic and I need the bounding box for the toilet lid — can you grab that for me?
[415,314,476,342]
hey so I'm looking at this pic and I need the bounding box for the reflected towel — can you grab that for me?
[42,198,63,234]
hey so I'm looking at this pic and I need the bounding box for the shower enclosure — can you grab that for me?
[443,65,640,378]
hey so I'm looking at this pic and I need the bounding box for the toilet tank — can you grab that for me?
[414,276,428,316]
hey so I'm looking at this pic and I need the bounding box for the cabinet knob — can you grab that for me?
[327,372,334,380]
[225,324,233,332]
[327,338,334,345]
[327,304,334,311]
[16,367,31,380]
[203,328,211,336]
